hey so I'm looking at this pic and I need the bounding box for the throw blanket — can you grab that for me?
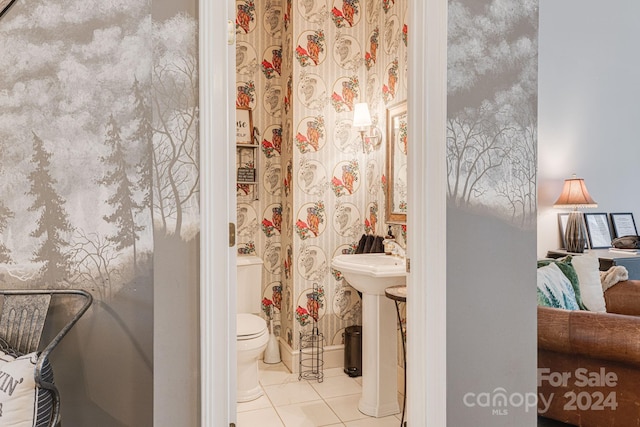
[600,265,629,292]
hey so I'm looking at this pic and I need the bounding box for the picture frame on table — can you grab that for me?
[584,212,612,249]
[236,107,254,144]
[610,212,638,238]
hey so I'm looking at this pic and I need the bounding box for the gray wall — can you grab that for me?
[538,0,640,257]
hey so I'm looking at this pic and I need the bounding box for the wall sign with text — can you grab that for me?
[236,107,254,144]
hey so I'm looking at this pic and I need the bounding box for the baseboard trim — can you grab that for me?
[278,338,344,374]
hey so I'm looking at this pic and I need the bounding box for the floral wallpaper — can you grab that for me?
[235,0,407,353]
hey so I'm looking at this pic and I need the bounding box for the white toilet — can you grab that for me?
[237,255,269,402]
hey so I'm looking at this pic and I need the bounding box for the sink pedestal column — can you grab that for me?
[358,293,400,417]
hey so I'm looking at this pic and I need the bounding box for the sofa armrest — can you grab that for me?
[537,306,572,353]
[538,306,640,368]
[604,280,640,315]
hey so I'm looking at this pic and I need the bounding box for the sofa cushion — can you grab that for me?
[538,257,587,310]
[537,263,580,310]
[572,252,607,312]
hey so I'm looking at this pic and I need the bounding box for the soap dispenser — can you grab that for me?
[384,225,395,255]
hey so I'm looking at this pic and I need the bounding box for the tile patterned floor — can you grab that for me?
[237,361,405,427]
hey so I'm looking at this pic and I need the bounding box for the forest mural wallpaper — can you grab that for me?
[446,0,538,425]
[0,0,198,425]
[235,0,408,361]
[447,0,538,227]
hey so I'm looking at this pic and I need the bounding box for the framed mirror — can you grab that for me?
[0,0,17,19]
[385,101,407,224]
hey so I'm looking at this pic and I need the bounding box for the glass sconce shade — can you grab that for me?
[352,103,372,128]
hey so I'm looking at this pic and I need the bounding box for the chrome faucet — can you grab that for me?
[383,238,406,258]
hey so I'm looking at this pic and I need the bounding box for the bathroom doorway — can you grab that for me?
[200,0,447,425]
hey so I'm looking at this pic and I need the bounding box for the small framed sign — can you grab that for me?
[610,212,638,238]
[237,167,256,183]
[584,212,612,249]
[236,107,254,144]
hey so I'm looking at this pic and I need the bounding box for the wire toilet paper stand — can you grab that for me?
[298,282,324,383]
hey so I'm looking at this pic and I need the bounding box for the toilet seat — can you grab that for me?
[237,313,268,341]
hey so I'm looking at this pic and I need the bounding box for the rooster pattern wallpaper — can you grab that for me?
[235,0,408,353]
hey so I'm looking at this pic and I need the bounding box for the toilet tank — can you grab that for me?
[237,255,264,314]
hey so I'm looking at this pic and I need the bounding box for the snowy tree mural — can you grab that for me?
[447,0,538,227]
[27,132,73,284]
[0,0,199,424]
[446,2,539,424]
[151,15,199,239]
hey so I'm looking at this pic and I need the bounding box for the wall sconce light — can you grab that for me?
[553,174,598,253]
[353,103,372,153]
[353,103,382,153]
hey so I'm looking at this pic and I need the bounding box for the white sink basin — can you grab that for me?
[332,253,406,295]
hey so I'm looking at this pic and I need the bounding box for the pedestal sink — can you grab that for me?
[331,253,406,417]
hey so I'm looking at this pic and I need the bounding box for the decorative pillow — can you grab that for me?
[572,252,607,312]
[0,348,53,427]
[537,263,580,310]
[538,257,587,310]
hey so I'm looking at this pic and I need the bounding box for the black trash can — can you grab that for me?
[343,325,362,377]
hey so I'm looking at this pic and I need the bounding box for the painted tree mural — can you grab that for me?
[98,114,145,270]
[132,77,154,222]
[151,15,199,238]
[0,1,200,424]
[0,145,12,264]
[447,0,538,227]
[26,132,73,283]
[0,203,12,263]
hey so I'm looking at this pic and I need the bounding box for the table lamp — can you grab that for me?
[553,174,598,253]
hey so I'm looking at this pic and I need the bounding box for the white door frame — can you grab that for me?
[407,1,447,425]
[199,0,237,424]
[199,0,447,425]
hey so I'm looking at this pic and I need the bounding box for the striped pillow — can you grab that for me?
[0,346,54,427]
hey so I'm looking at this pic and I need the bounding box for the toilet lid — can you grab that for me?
[237,313,267,339]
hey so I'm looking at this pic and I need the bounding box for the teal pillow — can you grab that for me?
[537,256,587,310]
[537,263,580,310]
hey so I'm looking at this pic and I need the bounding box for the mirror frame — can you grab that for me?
[0,0,17,19]
[385,100,408,224]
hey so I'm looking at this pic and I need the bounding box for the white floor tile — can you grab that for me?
[260,362,300,386]
[324,394,369,422]
[275,400,342,427]
[237,393,272,413]
[236,407,284,427]
[263,380,323,406]
[344,415,402,426]
[309,374,362,399]
[323,367,347,378]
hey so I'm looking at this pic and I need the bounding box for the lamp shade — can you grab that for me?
[553,175,597,208]
[352,103,372,128]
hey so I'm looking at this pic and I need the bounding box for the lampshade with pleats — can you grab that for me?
[553,175,597,208]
